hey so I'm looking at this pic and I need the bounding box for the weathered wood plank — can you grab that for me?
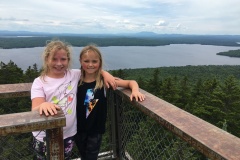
[0,83,32,98]
[117,88,240,160]
[0,110,66,136]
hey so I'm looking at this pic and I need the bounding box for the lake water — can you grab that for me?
[1,44,240,71]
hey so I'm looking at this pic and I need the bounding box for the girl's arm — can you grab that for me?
[101,70,117,89]
[115,78,145,102]
[32,97,60,116]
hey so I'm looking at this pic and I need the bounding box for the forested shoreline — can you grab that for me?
[1,35,240,59]
[217,49,240,57]
[1,34,240,49]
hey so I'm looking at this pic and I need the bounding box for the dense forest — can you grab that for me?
[217,49,240,57]
[0,60,240,159]
[1,34,240,49]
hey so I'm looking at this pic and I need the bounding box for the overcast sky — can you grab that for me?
[1,0,240,35]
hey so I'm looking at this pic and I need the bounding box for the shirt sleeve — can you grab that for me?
[72,69,81,78]
[31,78,45,100]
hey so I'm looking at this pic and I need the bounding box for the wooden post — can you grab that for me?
[46,128,64,160]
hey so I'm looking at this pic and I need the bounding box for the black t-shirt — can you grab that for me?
[76,81,107,134]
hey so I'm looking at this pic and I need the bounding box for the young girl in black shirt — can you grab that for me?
[75,44,145,160]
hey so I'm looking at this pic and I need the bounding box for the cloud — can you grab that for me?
[155,20,168,26]
[0,0,240,35]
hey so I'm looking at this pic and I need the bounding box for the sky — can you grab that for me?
[1,0,240,35]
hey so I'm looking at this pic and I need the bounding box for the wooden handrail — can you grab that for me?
[0,83,66,160]
[0,83,32,98]
[116,88,240,160]
[0,110,66,136]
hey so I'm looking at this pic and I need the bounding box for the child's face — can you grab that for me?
[80,50,100,75]
[47,49,69,78]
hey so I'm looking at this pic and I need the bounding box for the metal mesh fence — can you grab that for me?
[0,134,33,160]
[113,95,208,160]
[0,97,34,159]
[0,97,78,160]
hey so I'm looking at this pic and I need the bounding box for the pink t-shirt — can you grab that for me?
[31,69,81,141]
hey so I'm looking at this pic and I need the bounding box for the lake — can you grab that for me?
[1,44,240,71]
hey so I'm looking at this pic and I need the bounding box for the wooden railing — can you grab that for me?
[0,83,66,160]
[1,83,240,160]
[109,88,240,160]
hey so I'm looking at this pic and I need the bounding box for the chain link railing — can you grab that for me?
[107,88,240,160]
[107,89,205,160]
[0,108,66,160]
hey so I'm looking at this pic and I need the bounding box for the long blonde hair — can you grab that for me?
[40,40,72,79]
[79,44,104,91]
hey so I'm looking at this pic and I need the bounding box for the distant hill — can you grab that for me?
[1,30,239,37]
[0,30,51,36]
[0,30,162,38]
[1,30,240,48]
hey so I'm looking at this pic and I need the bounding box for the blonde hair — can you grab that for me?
[79,44,104,91]
[40,40,72,79]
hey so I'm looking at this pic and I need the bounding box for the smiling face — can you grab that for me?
[80,50,101,76]
[46,49,69,78]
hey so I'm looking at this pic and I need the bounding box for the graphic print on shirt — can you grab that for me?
[51,81,74,115]
[84,88,99,118]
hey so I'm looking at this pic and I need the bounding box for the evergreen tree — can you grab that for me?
[159,77,179,105]
[0,60,24,84]
[117,69,127,79]
[218,75,240,112]
[137,76,147,90]
[191,78,204,99]
[147,69,161,96]
[217,75,240,137]
[24,63,40,82]
[176,76,191,110]
[191,78,221,123]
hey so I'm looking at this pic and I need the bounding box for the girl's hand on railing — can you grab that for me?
[38,102,61,116]
[130,91,145,102]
